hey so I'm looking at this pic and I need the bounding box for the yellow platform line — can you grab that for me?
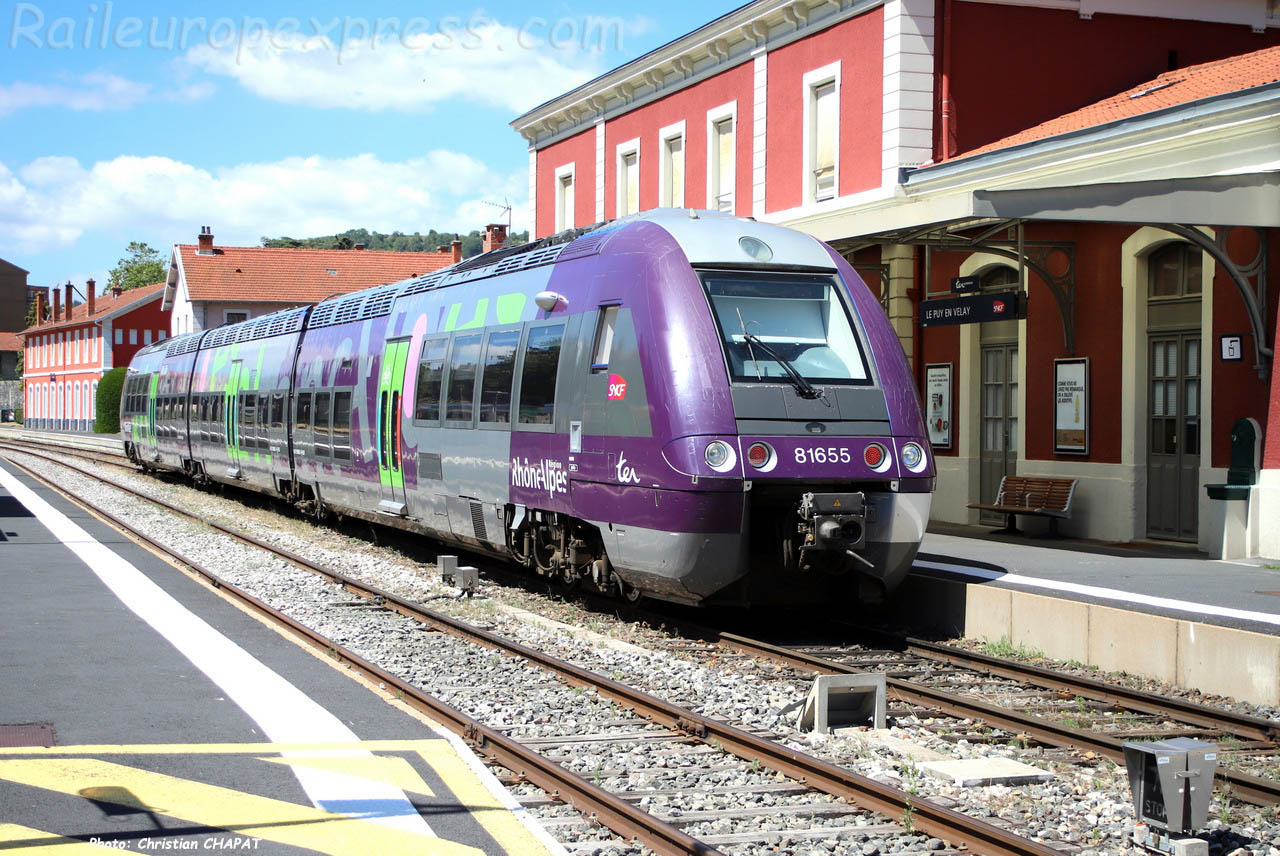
[0,758,482,856]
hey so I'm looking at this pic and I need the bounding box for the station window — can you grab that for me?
[226,311,248,325]
[313,391,332,457]
[590,306,619,372]
[332,391,352,462]
[707,107,735,214]
[660,124,685,208]
[129,329,137,345]
[519,324,565,425]
[616,140,640,217]
[445,334,482,423]
[555,165,575,232]
[414,338,448,422]
[810,80,837,201]
[1149,243,1202,298]
[479,330,520,424]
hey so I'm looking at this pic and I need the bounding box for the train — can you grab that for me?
[121,209,934,606]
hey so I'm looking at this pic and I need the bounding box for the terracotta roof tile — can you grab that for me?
[0,331,21,352]
[19,281,166,336]
[956,44,1280,160]
[176,245,458,304]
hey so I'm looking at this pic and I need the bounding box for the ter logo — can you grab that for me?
[607,373,628,401]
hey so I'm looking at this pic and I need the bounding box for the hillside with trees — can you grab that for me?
[261,228,529,259]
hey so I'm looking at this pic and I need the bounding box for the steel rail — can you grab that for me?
[0,443,1063,856]
[713,632,1280,807]
[0,451,722,856]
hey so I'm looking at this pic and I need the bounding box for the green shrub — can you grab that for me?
[95,367,126,434]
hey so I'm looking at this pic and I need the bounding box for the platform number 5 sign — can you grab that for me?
[1220,335,1243,362]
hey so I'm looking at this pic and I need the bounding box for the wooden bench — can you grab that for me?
[967,475,1078,535]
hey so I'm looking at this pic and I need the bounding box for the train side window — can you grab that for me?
[296,392,312,432]
[271,392,284,430]
[445,334,482,424]
[413,338,448,422]
[313,391,332,457]
[332,391,352,462]
[240,393,254,449]
[590,305,619,373]
[518,324,565,426]
[257,394,269,447]
[479,329,520,425]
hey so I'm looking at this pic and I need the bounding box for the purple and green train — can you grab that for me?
[122,209,934,606]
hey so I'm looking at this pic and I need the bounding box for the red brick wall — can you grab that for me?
[765,6,884,211]
[534,128,596,238]
[602,61,755,220]
[941,4,1280,158]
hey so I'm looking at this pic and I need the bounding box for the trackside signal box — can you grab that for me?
[1123,738,1218,856]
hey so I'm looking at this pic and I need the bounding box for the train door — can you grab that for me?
[139,373,159,462]
[377,338,410,515]
[225,360,243,477]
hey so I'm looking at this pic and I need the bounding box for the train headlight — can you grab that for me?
[704,440,737,473]
[901,442,927,473]
[746,441,775,471]
[863,442,892,473]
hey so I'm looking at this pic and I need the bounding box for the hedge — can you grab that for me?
[95,366,127,434]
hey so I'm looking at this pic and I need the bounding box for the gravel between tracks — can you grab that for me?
[9,450,1280,856]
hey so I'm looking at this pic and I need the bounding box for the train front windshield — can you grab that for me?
[700,270,871,386]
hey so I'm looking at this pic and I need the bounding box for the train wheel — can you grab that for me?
[616,579,643,604]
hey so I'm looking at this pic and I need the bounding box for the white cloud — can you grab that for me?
[181,16,615,114]
[0,152,530,257]
[0,72,150,116]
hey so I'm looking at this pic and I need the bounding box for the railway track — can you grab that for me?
[0,441,1069,856]
[677,629,1280,807]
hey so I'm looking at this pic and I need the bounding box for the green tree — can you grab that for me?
[94,367,127,434]
[108,242,167,292]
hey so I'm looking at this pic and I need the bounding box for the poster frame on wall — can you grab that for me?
[1053,357,1089,455]
[924,363,952,450]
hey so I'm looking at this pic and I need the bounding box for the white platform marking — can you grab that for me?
[0,462,436,837]
[915,558,1280,628]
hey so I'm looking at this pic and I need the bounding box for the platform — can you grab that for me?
[900,523,1280,707]
[0,460,563,856]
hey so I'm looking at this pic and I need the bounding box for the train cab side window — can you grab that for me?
[314,391,332,457]
[296,392,312,432]
[590,306,619,373]
[332,391,352,462]
[518,324,565,425]
[445,334,482,423]
[414,338,448,422]
[479,330,520,425]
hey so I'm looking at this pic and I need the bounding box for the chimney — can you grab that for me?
[198,225,214,253]
[112,285,123,299]
[451,237,462,263]
[52,287,61,322]
[354,243,365,251]
[86,278,96,316]
[65,281,74,320]
[34,292,45,326]
[482,224,507,254]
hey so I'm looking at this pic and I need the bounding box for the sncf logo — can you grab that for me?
[992,299,1006,314]
[607,373,628,401]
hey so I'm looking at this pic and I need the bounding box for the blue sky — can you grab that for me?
[0,1,730,293]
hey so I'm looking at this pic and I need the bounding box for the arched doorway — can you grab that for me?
[1145,242,1203,541]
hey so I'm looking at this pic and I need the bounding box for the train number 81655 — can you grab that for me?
[793,446,853,465]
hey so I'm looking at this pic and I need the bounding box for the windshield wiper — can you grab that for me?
[742,333,823,399]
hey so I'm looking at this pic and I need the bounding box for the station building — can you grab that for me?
[19,281,169,431]
[512,0,1280,555]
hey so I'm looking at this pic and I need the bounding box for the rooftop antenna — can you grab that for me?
[482,199,513,243]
